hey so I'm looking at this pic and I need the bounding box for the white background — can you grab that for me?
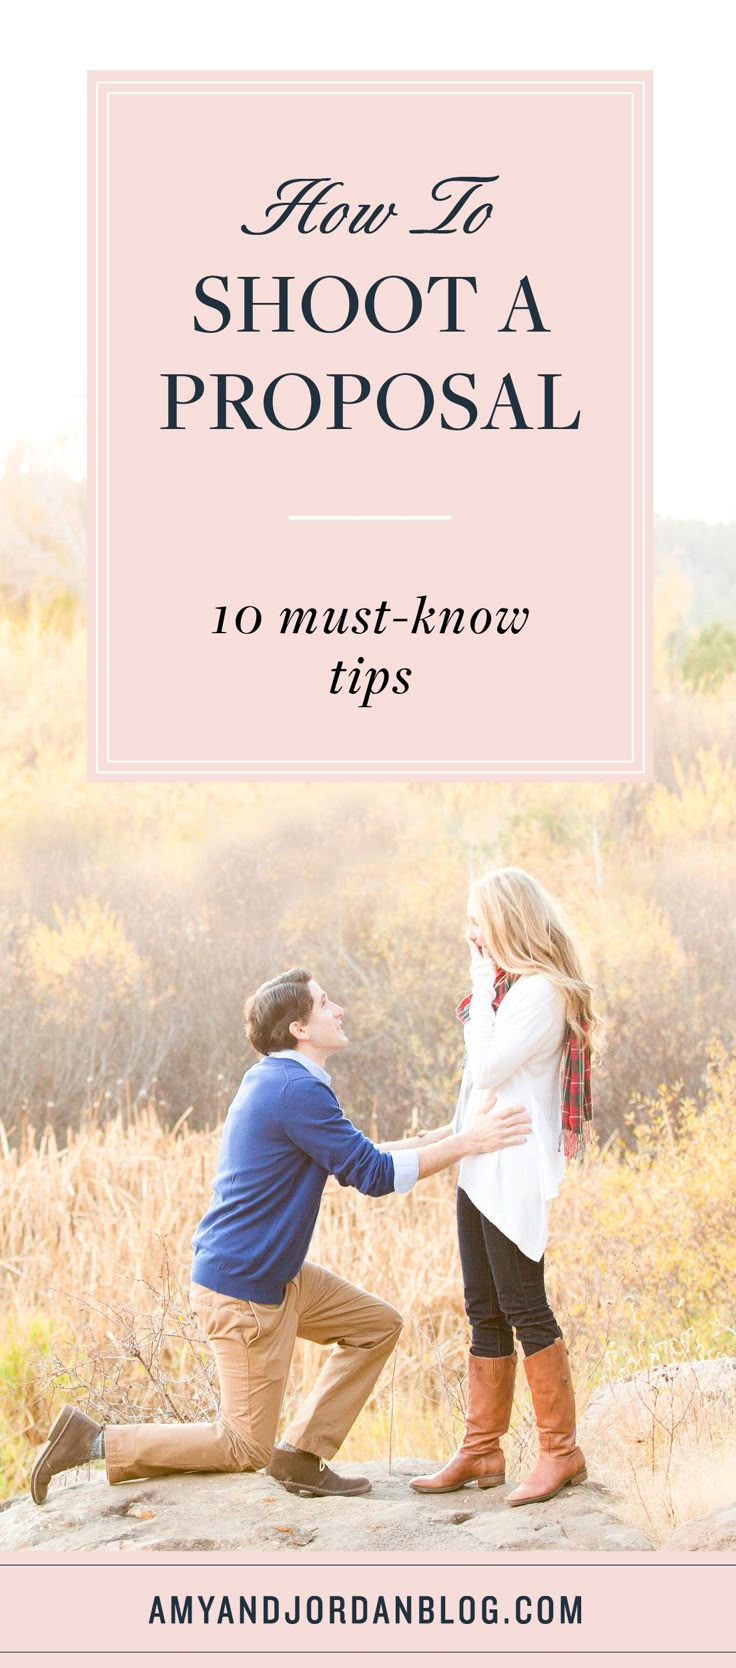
[1,0,734,520]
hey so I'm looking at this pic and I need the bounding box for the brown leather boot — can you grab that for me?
[30,1405,102,1505]
[507,1338,587,1506]
[267,1447,372,1498]
[410,1352,516,1494]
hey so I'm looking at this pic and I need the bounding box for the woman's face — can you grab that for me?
[466,897,489,953]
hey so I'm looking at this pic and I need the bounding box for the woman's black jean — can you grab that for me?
[457,1184,561,1359]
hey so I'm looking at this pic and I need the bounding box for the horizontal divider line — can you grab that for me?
[288,514,452,521]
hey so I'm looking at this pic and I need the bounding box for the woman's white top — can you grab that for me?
[452,961,567,1261]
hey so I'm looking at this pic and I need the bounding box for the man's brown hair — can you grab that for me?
[245,967,314,1056]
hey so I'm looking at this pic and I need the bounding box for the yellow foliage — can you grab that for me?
[0,1313,55,1497]
[582,890,687,1006]
[646,747,736,843]
[0,601,733,1139]
[549,1043,736,1363]
[652,566,692,689]
[23,898,145,1025]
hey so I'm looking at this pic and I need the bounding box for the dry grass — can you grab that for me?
[2,1057,735,1543]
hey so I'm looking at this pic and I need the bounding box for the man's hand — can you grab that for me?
[380,1122,454,1153]
[462,1091,531,1156]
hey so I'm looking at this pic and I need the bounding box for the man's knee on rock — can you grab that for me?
[226,1423,272,1473]
[233,1440,271,1472]
[246,1441,272,1471]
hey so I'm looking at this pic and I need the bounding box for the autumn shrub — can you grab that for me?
[0,1312,55,1502]
[2,588,736,1140]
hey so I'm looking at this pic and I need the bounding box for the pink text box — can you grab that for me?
[88,71,651,780]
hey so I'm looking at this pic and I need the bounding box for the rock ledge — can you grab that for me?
[0,1458,653,1553]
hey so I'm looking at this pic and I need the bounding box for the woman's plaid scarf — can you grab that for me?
[456,967,594,1160]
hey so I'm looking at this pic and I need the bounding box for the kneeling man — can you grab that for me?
[32,968,529,1502]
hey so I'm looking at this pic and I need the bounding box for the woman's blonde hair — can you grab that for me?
[468,866,597,1044]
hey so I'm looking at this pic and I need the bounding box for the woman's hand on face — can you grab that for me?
[463,1092,531,1155]
[464,924,489,965]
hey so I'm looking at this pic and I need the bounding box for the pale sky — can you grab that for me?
[2,0,735,520]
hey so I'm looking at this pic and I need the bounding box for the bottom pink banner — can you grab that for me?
[1,1552,734,1660]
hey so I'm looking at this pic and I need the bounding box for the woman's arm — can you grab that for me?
[465,963,562,1092]
[463,959,499,1081]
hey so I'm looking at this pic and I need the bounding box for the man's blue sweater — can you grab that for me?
[190,1054,396,1303]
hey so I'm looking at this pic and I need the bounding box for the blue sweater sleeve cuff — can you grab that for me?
[391,1150,420,1193]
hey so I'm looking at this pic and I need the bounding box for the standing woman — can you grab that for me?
[412,866,595,1506]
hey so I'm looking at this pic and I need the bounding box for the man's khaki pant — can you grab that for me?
[104,1264,402,1485]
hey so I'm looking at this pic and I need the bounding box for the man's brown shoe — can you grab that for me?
[507,1339,587,1506]
[410,1352,516,1494]
[30,1405,102,1505]
[267,1447,371,1498]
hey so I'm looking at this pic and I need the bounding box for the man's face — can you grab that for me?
[290,979,349,1055]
